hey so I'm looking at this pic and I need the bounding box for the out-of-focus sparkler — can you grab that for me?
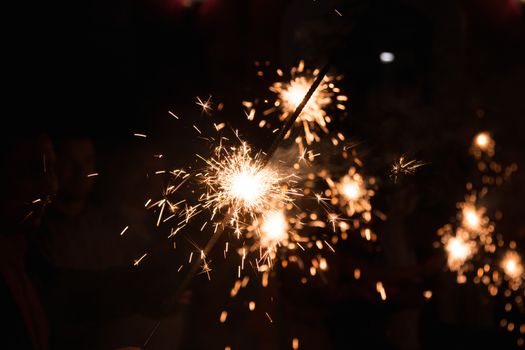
[470,131,495,159]
[457,194,493,241]
[501,250,524,282]
[444,232,477,274]
[438,193,494,279]
[326,167,374,220]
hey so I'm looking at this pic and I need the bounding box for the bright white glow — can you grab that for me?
[230,172,264,204]
[380,52,395,63]
[475,133,489,148]
[283,81,310,109]
[464,209,480,229]
[447,238,470,259]
[260,210,288,247]
[342,181,361,200]
[501,251,523,279]
[470,131,494,158]
[445,235,475,271]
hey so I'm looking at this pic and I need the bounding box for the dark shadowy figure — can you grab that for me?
[0,133,58,350]
[35,134,188,349]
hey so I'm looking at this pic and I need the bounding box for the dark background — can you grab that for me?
[6,0,525,349]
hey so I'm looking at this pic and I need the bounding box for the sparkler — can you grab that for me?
[457,194,493,242]
[438,193,494,279]
[325,167,374,220]
[307,156,379,243]
[245,61,345,147]
[199,141,297,233]
[245,207,294,271]
[144,63,331,348]
[444,232,477,274]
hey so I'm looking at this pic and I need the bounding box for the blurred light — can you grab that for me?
[380,52,395,63]
[376,281,387,300]
[501,251,523,280]
[342,181,361,200]
[423,290,433,299]
[260,210,288,247]
[475,133,490,148]
[463,208,480,230]
[470,131,495,158]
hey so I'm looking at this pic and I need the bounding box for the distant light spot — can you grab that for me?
[380,52,395,63]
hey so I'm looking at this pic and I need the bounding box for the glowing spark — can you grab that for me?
[273,74,333,144]
[262,271,269,287]
[327,213,340,231]
[193,125,202,134]
[120,226,129,236]
[501,251,523,280]
[133,253,148,266]
[168,111,179,119]
[324,240,335,252]
[214,123,226,131]
[196,95,213,115]
[334,9,342,16]
[376,282,387,300]
[87,173,98,178]
[133,133,147,138]
[319,258,328,270]
[293,338,299,349]
[391,156,427,182]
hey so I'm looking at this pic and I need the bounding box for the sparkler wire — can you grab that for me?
[143,63,330,348]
